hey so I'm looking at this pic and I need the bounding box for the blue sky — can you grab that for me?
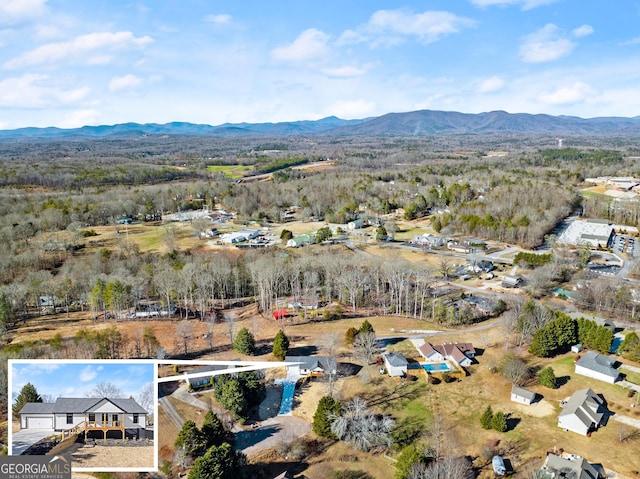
[1,0,640,128]
[10,360,155,402]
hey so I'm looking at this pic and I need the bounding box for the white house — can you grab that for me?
[286,234,313,248]
[511,385,536,405]
[284,356,332,377]
[19,397,148,439]
[347,219,366,230]
[558,388,608,436]
[536,453,602,479]
[383,353,408,377]
[575,351,620,384]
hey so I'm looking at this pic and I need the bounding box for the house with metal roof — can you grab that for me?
[558,388,608,436]
[575,351,620,384]
[19,397,148,440]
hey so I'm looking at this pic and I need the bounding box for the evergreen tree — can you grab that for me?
[539,366,557,389]
[480,405,493,430]
[359,319,374,334]
[232,327,255,355]
[201,411,228,448]
[395,444,425,479]
[175,420,206,458]
[12,382,43,416]
[214,375,247,418]
[312,395,341,439]
[0,291,13,334]
[188,442,244,479]
[237,371,265,408]
[280,229,293,241]
[491,411,508,432]
[376,225,388,241]
[619,332,640,362]
[272,329,289,360]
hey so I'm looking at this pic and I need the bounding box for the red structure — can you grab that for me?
[273,309,288,320]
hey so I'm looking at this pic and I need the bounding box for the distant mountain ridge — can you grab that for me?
[2,110,640,138]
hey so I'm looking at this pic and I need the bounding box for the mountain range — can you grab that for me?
[2,110,640,139]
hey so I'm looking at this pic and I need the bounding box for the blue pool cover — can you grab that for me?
[278,380,297,415]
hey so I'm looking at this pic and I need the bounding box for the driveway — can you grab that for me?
[235,416,311,456]
[11,429,55,455]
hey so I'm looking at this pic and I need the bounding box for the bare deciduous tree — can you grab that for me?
[354,331,379,365]
[329,396,395,452]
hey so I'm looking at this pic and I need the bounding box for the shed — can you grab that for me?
[511,385,536,405]
[571,344,583,353]
[492,455,506,475]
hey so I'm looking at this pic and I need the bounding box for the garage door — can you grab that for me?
[27,417,53,429]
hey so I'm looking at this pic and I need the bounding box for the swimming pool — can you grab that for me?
[421,362,451,372]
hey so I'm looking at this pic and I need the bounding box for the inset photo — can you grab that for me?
[9,359,157,472]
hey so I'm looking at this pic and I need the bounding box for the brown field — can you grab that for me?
[70,444,154,469]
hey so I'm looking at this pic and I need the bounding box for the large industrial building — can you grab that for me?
[557,219,614,248]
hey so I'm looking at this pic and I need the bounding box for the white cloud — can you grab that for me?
[477,75,505,93]
[79,365,98,382]
[4,31,153,69]
[324,99,377,119]
[572,24,594,38]
[0,73,89,107]
[537,81,596,105]
[204,14,232,25]
[321,64,371,78]
[109,74,143,92]
[519,24,575,63]
[59,109,100,128]
[270,28,330,63]
[343,9,476,46]
[0,0,47,24]
[469,0,556,10]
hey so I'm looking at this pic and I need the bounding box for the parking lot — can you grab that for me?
[611,233,635,256]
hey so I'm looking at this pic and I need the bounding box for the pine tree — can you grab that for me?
[395,444,424,479]
[480,405,493,430]
[201,410,228,448]
[491,411,508,432]
[175,420,206,458]
[188,442,244,479]
[272,329,289,360]
[12,383,42,416]
[539,366,557,389]
[345,327,358,345]
[359,319,374,334]
[232,327,255,355]
[312,395,341,438]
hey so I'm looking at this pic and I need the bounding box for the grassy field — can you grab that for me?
[206,164,253,178]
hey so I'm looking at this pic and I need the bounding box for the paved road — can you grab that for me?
[611,413,640,429]
[11,429,54,455]
[158,397,184,429]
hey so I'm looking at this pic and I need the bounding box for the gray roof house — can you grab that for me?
[184,364,233,388]
[383,353,408,377]
[535,453,602,479]
[558,388,608,436]
[285,356,333,377]
[19,397,148,440]
[575,351,620,384]
[511,385,536,405]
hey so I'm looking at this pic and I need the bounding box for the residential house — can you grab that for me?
[418,342,475,368]
[19,397,148,440]
[575,351,620,384]
[535,453,602,479]
[184,364,232,389]
[383,353,408,377]
[347,219,366,230]
[511,385,536,405]
[286,234,313,248]
[502,274,524,288]
[284,356,333,377]
[558,388,608,436]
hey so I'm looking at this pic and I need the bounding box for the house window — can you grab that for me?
[112,414,118,422]
[133,414,139,424]
[66,413,73,424]
[88,414,95,422]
